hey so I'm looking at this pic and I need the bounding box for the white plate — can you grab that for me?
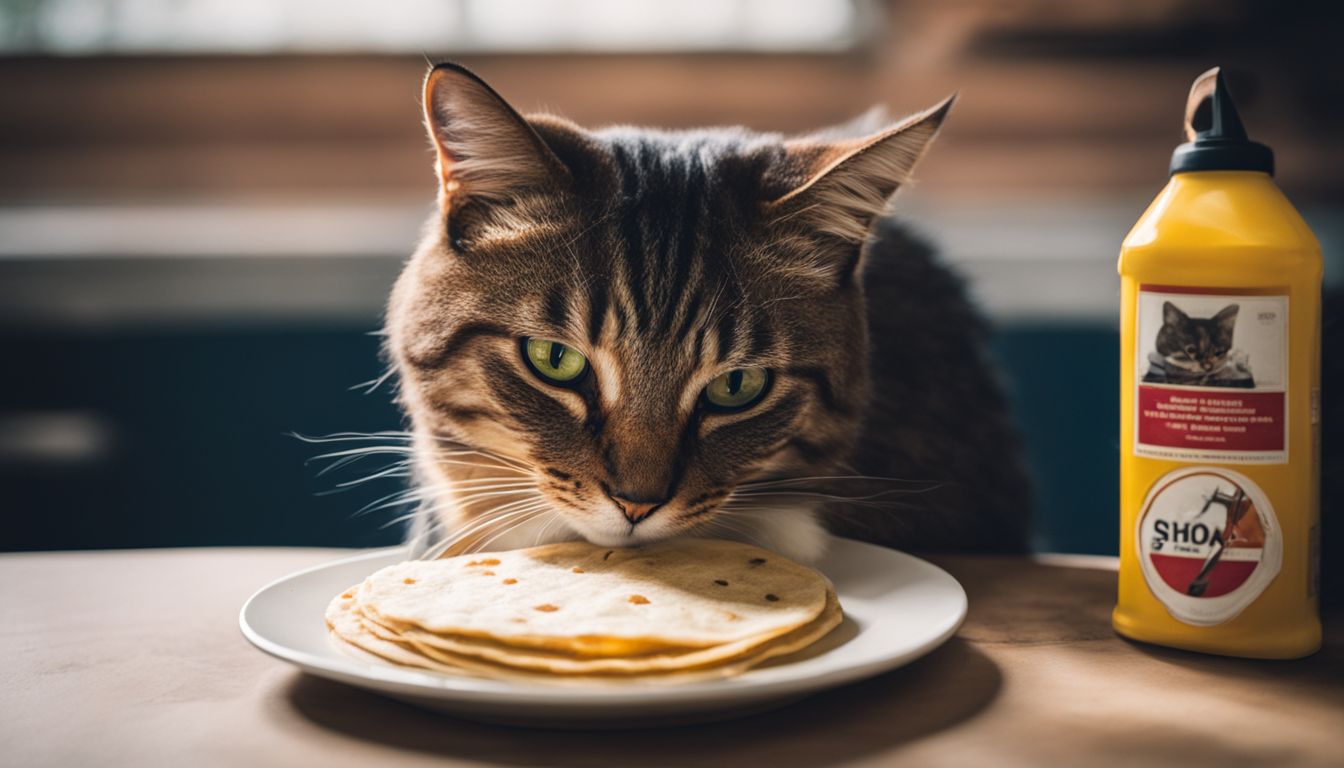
[240,536,966,727]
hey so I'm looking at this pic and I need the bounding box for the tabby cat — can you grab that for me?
[1143,302,1252,388]
[387,63,1031,562]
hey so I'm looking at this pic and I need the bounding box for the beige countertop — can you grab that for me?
[2,547,1340,767]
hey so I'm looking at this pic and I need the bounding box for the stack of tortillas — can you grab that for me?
[326,538,842,683]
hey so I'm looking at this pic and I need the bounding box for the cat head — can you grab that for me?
[1157,301,1239,372]
[387,63,950,551]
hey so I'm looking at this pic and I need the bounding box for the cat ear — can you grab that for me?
[1163,301,1189,326]
[766,95,955,244]
[1213,304,1239,333]
[422,63,569,205]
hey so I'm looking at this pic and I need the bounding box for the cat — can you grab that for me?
[1143,302,1253,388]
[386,63,1032,563]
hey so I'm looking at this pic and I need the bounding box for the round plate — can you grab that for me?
[240,536,966,727]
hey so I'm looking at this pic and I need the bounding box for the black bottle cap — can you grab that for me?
[1170,67,1274,176]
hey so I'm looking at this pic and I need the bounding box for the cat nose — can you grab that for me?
[609,492,665,525]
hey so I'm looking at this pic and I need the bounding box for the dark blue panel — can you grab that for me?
[989,324,1119,555]
[0,327,409,550]
[0,323,1121,554]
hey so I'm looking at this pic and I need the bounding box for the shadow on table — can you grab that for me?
[1118,629,1344,711]
[283,637,1000,766]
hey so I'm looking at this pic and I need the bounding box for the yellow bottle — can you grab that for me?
[1115,67,1322,658]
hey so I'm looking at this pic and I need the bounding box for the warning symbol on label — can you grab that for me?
[1138,467,1281,626]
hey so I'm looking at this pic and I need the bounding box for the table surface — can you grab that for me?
[3,548,1340,768]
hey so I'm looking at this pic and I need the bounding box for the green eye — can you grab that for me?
[703,367,769,411]
[523,338,588,384]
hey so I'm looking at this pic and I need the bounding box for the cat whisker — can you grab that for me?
[425,439,535,472]
[290,430,415,444]
[312,452,412,477]
[460,493,551,523]
[403,510,445,558]
[306,445,414,463]
[421,508,534,560]
[350,366,398,395]
[378,508,434,530]
[427,500,552,559]
[310,447,514,485]
[452,489,545,509]
[527,510,567,549]
[696,516,771,550]
[472,507,557,553]
[737,473,938,489]
[324,463,413,490]
[455,508,550,557]
[729,487,937,504]
[445,486,540,501]
[352,486,427,518]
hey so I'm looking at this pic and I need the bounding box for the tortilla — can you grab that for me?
[327,588,843,684]
[356,539,830,657]
[326,538,843,683]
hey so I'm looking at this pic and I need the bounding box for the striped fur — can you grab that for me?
[386,63,1030,562]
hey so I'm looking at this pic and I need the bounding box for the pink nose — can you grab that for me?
[611,495,663,524]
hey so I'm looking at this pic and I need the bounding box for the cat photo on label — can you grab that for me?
[1143,301,1254,388]
[387,63,1032,563]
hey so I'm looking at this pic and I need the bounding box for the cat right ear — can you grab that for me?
[764,96,954,246]
[422,63,569,206]
[1162,301,1188,326]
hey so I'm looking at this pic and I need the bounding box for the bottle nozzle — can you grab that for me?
[1184,67,1248,143]
[1170,66,1274,176]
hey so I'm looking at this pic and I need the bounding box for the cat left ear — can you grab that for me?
[422,62,570,206]
[766,95,955,245]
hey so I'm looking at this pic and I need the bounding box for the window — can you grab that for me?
[0,0,870,54]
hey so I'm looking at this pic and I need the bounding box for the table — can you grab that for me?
[3,548,1340,767]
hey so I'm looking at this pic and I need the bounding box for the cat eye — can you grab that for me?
[703,367,770,411]
[523,338,588,384]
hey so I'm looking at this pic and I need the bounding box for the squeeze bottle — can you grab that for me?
[1115,67,1321,658]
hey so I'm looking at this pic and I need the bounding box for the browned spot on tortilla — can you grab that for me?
[723,611,740,621]
[502,578,518,585]
[341,592,353,599]
[627,594,650,605]
[714,579,729,586]
[603,550,614,560]
[481,570,495,576]
[749,558,767,566]
[534,604,559,612]
[572,566,585,573]
[511,617,526,623]
[765,593,780,602]
[478,558,501,566]
[402,578,416,585]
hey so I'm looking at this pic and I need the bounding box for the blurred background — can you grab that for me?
[1,0,1340,554]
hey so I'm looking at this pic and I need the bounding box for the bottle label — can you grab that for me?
[1135,285,1288,463]
[1138,467,1281,626]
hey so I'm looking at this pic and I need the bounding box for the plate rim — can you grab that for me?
[239,536,967,707]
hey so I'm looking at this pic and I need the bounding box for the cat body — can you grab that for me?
[389,64,1030,562]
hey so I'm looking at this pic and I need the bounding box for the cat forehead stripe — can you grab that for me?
[606,137,723,342]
